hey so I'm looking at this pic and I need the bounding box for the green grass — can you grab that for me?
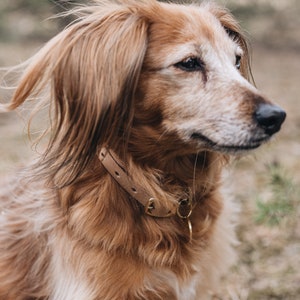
[255,163,298,227]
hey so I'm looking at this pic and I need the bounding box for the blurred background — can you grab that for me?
[0,0,299,298]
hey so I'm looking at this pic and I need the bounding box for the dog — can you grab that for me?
[0,0,286,299]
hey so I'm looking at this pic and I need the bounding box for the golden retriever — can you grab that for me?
[0,0,286,299]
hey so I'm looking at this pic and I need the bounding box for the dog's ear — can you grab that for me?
[209,5,252,81]
[5,4,149,186]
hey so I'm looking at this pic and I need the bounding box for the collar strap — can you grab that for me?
[99,148,192,218]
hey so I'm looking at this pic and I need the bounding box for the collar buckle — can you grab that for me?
[177,198,193,219]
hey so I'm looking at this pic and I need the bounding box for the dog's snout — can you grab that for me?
[254,103,286,135]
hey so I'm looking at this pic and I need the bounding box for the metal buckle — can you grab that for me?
[177,198,193,242]
[177,198,192,219]
[145,198,156,216]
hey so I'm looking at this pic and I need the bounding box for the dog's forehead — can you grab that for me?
[150,7,222,43]
[144,5,234,68]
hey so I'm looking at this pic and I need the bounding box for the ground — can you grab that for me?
[0,1,299,299]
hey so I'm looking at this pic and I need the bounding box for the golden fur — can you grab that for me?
[0,1,285,299]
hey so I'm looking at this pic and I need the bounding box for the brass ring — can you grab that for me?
[177,199,192,219]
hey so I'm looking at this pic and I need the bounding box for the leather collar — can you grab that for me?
[99,147,193,218]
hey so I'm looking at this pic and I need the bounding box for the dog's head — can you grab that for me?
[133,1,286,157]
[4,0,285,185]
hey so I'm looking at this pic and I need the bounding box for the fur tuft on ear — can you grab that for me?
[4,2,150,187]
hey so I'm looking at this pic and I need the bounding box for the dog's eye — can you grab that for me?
[175,57,204,72]
[235,55,241,70]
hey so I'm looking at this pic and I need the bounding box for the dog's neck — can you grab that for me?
[99,147,199,241]
[99,147,197,218]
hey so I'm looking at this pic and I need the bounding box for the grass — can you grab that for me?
[221,163,300,299]
[255,163,298,227]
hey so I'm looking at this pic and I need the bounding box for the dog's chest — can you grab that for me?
[178,275,199,300]
[149,268,200,300]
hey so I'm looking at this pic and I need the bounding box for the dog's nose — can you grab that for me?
[255,103,286,135]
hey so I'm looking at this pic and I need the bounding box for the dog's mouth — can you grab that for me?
[190,132,268,153]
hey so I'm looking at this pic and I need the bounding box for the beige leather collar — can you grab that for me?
[99,147,193,219]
